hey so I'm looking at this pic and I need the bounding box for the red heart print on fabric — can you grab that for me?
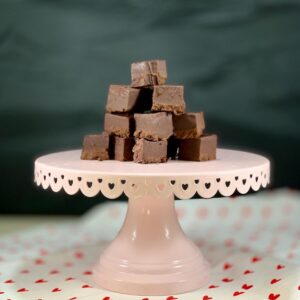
[40,248,48,256]
[166,297,178,300]
[268,293,280,300]
[276,264,285,270]
[35,279,47,283]
[35,258,45,265]
[243,269,254,275]
[65,277,75,281]
[233,291,244,296]
[298,285,300,290]
[208,285,219,289]
[241,245,251,253]
[142,298,149,300]
[83,270,93,275]
[242,284,253,290]
[0,292,4,294]
[52,288,62,292]
[69,297,77,300]
[223,262,233,270]
[271,278,281,284]
[224,238,235,247]
[4,280,14,283]
[103,297,110,300]
[251,256,262,263]
[49,269,59,274]
[20,269,30,274]
[64,262,73,267]
[74,251,84,259]
[203,296,213,300]
[197,207,209,219]
[82,284,92,288]
[222,278,234,283]
[17,288,29,292]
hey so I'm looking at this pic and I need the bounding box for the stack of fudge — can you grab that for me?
[81,60,217,164]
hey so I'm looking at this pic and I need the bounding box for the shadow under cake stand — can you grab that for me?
[34,148,270,296]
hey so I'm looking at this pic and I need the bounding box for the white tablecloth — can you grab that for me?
[0,188,299,299]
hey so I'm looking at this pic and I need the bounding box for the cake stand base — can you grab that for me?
[35,149,270,295]
[93,193,210,296]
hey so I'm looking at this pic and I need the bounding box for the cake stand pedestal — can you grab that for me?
[34,148,270,296]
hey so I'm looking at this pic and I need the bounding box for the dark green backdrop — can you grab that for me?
[1,0,299,214]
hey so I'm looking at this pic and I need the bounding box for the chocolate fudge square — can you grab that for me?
[106,85,152,113]
[113,136,134,161]
[104,113,134,137]
[134,112,173,141]
[173,112,205,139]
[81,133,111,160]
[179,134,217,161]
[152,85,186,115]
[131,60,167,87]
[133,139,168,164]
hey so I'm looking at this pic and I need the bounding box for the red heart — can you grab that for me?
[17,288,28,292]
[224,238,234,247]
[52,288,61,292]
[233,291,244,296]
[203,296,213,300]
[20,269,29,274]
[222,277,234,283]
[298,285,300,290]
[83,270,93,275]
[69,297,77,300]
[142,298,149,300]
[276,264,285,270]
[40,248,48,256]
[223,262,233,270]
[64,262,73,267]
[268,293,280,300]
[103,297,110,300]
[241,246,250,252]
[208,285,219,289]
[243,269,254,275]
[35,279,47,283]
[242,283,253,290]
[49,269,59,274]
[271,278,281,284]
[82,284,92,288]
[0,292,4,294]
[35,258,45,265]
[251,256,261,263]
[4,279,14,283]
[65,277,75,281]
[166,297,178,300]
[74,251,84,259]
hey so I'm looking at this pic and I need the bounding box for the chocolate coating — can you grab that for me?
[104,113,134,137]
[152,85,186,115]
[173,112,205,139]
[113,136,134,161]
[81,132,111,160]
[134,112,173,141]
[131,60,167,87]
[106,85,152,113]
[133,138,167,164]
[179,134,217,161]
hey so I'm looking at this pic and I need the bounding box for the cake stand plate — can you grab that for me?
[34,148,270,296]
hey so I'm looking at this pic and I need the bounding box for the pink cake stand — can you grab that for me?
[34,148,270,296]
